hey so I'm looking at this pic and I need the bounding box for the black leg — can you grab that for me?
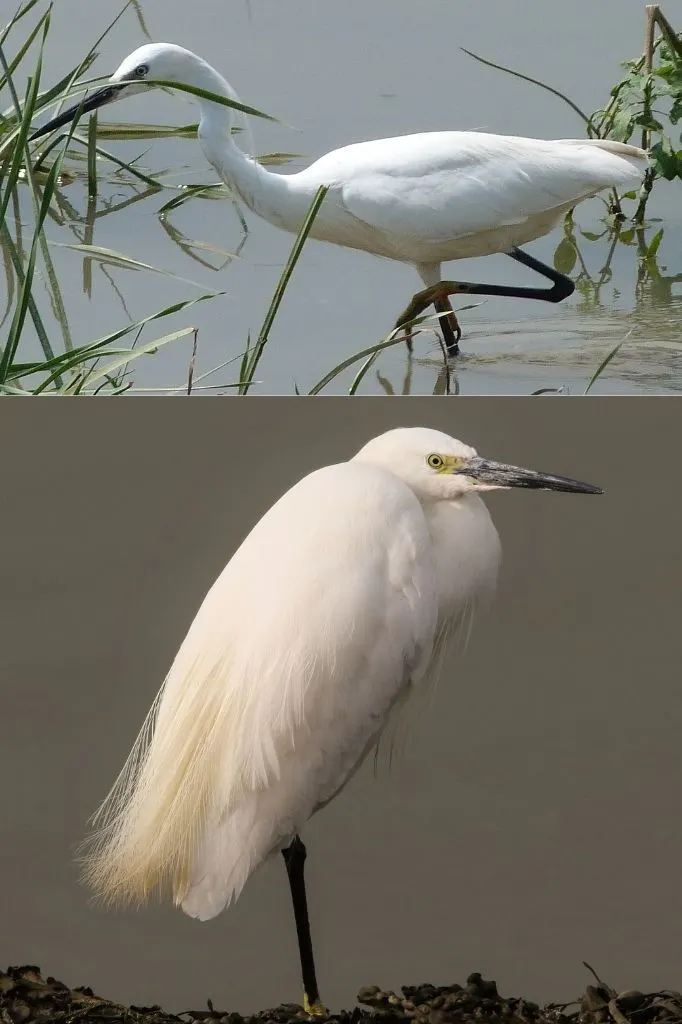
[396,245,575,344]
[506,246,575,301]
[401,296,459,366]
[282,836,325,1016]
[433,296,461,356]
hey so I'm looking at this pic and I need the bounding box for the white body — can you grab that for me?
[208,130,649,273]
[180,461,499,919]
[107,45,649,292]
[85,429,502,921]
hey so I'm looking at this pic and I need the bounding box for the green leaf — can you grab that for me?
[553,236,577,275]
[634,114,663,132]
[646,227,664,259]
[650,138,680,180]
[618,74,649,104]
[610,107,636,142]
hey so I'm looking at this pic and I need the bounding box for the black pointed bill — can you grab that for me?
[463,457,603,495]
[30,85,123,141]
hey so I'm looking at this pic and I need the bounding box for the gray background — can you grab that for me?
[1,399,681,1012]
[18,0,681,393]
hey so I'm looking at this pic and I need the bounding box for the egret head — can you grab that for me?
[353,427,602,501]
[30,43,211,141]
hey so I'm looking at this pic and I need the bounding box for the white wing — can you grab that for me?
[300,132,648,246]
[82,461,439,919]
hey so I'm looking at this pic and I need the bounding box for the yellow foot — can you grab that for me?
[395,283,466,344]
[395,287,435,333]
[303,994,328,1017]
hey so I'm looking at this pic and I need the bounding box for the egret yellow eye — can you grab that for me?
[427,453,444,469]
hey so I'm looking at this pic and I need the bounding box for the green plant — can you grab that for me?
[463,4,681,224]
[0,0,277,393]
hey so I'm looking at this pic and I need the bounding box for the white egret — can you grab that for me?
[31,44,649,355]
[79,427,601,1014]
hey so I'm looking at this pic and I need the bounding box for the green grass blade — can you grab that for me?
[238,185,327,394]
[0,45,41,226]
[96,121,199,140]
[1,10,76,371]
[29,124,165,188]
[157,183,226,214]
[0,0,43,48]
[65,327,197,390]
[0,152,65,379]
[17,292,220,390]
[0,13,60,380]
[0,223,57,365]
[43,1,135,123]
[583,334,630,394]
[308,327,408,395]
[140,78,277,122]
[348,348,382,395]
[32,52,98,112]
[0,7,48,95]
[52,242,213,290]
[130,0,153,41]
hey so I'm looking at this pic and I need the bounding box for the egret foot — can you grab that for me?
[396,284,466,357]
[397,249,576,357]
[303,995,329,1017]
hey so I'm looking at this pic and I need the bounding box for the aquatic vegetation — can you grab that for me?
[464,4,682,224]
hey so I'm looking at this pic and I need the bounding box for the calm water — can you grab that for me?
[2,400,682,1012]
[11,0,682,393]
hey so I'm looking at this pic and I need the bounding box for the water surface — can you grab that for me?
[12,0,682,392]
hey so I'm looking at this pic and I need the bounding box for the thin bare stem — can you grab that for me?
[641,6,657,151]
[460,47,591,124]
[652,7,682,59]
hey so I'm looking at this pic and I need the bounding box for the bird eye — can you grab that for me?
[427,453,444,469]
[135,64,149,78]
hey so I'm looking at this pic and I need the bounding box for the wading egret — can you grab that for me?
[31,44,649,355]
[81,427,601,1012]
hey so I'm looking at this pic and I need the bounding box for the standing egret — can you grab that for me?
[80,427,601,1014]
[31,43,649,355]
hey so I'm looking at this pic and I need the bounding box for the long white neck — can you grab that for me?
[189,56,311,232]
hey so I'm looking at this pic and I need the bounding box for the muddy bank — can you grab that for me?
[2,965,682,1024]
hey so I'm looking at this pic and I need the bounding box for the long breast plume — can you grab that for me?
[79,587,244,907]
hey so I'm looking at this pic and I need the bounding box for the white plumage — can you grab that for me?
[33,44,649,350]
[83,426,601,944]
[84,430,500,920]
[292,133,647,264]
